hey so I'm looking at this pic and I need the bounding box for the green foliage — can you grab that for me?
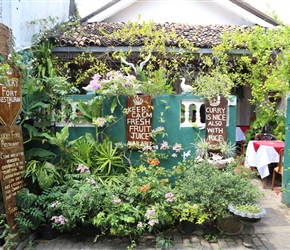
[64,133,97,172]
[44,126,69,162]
[32,41,58,78]
[232,204,262,214]
[0,63,12,85]
[15,189,46,231]
[214,25,290,134]
[62,52,110,87]
[21,89,50,125]
[272,115,286,141]
[92,164,176,238]
[194,67,234,99]
[93,138,126,175]
[24,160,60,190]
[174,158,263,219]
[69,96,103,123]
[16,188,38,209]
[155,233,174,249]
[172,202,209,224]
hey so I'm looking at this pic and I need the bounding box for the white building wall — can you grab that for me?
[92,0,253,26]
[1,0,70,51]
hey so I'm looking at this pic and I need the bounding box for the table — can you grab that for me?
[245,140,284,179]
[236,127,246,142]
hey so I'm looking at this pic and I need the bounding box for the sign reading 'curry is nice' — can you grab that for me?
[0,66,22,126]
[126,95,152,148]
[205,97,227,145]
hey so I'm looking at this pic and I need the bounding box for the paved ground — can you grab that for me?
[18,176,290,250]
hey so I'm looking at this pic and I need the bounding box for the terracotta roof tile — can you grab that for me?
[58,22,253,48]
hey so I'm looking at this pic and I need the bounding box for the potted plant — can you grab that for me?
[15,187,60,240]
[174,157,264,235]
[228,203,266,247]
[172,202,210,234]
[193,139,237,168]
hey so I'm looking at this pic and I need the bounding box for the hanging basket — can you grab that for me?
[0,23,13,62]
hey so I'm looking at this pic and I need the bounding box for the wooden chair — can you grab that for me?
[254,133,276,141]
[271,149,284,190]
[254,133,276,188]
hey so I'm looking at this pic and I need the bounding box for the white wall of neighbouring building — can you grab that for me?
[1,0,71,51]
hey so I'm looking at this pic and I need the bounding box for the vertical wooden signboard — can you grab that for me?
[0,66,25,232]
[205,97,227,146]
[126,95,152,148]
[0,67,22,126]
[0,126,26,231]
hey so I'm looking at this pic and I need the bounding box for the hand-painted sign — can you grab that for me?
[126,95,152,148]
[205,97,227,145]
[0,126,26,232]
[0,66,21,126]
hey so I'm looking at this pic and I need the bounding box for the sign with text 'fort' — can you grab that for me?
[0,126,26,231]
[126,95,152,148]
[0,66,21,126]
[205,97,227,145]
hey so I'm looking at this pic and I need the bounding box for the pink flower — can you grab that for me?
[77,164,90,174]
[165,192,175,202]
[148,219,159,226]
[160,141,169,150]
[173,143,182,152]
[274,187,281,195]
[91,81,102,90]
[94,117,107,127]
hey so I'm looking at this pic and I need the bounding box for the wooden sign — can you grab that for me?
[126,96,152,148]
[0,126,26,231]
[205,97,227,145]
[0,66,22,126]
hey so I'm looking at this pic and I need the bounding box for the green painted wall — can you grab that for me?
[103,94,237,169]
[282,97,290,205]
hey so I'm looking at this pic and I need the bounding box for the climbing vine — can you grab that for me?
[212,24,290,136]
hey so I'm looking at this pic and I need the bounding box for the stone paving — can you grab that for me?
[18,177,290,250]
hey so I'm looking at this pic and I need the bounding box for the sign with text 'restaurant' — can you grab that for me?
[0,66,21,126]
[0,126,26,231]
[126,95,152,148]
[205,97,227,145]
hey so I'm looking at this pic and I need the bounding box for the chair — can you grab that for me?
[254,133,276,141]
[271,149,284,190]
[254,133,276,188]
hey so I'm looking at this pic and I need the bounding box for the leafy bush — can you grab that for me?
[174,158,263,219]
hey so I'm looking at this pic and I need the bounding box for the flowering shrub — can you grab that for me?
[84,71,141,96]
[92,164,177,238]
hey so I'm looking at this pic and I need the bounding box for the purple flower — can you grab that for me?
[94,117,107,127]
[148,219,159,226]
[51,215,68,225]
[145,208,156,219]
[86,178,96,184]
[173,143,182,152]
[160,141,169,150]
[165,192,175,202]
[77,164,91,174]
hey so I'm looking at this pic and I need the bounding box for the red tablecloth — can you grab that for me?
[237,126,250,133]
[253,141,284,153]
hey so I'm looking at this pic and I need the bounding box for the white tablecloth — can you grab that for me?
[244,141,280,178]
[236,127,246,141]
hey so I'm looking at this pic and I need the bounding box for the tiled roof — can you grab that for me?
[58,22,254,48]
